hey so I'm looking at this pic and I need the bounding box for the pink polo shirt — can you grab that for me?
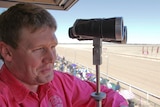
[0,64,128,107]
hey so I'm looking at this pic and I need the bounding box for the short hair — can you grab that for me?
[0,3,57,49]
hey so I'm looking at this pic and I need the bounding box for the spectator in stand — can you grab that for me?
[115,81,121,92]
[107,80,112,89]
[0,3,128,107]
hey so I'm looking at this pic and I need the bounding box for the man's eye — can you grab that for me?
[33,48,45,52]
[51,46,55,49]
[51,45,56,50]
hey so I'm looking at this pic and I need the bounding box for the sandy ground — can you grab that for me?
[56,43,160,106]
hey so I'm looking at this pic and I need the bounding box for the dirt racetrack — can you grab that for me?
[56,43,160,106]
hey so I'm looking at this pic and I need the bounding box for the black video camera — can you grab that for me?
[69,17,127,44]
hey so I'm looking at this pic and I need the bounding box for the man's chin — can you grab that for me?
[45,73,54,82]
[38,72,54,85]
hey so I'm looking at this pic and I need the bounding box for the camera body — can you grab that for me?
[69,17,127,44]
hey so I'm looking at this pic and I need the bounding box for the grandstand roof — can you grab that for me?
[0,0,78,10]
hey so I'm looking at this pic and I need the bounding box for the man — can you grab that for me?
[0,3,128,107]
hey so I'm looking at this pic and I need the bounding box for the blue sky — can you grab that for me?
[48,0,160,44]
[0,0,160,44]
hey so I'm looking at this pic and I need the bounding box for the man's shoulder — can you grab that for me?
[53,70,75,82]
[54,70,74,78]
[50,70,76,90]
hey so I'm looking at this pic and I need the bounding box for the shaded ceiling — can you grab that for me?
[0,0,79,10]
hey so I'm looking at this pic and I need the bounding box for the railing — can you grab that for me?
[100,72,160,107]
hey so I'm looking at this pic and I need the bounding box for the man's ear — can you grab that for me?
[0,42,12,62]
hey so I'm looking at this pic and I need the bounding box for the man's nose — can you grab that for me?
[43,48,56,63]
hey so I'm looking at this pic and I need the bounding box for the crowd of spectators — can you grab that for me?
[55,55,117,90]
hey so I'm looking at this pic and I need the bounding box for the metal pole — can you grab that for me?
[95,65,101,106]
[91,38,106,107]
[105,55,108,79]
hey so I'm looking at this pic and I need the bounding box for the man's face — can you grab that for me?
[9,27,58,85]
